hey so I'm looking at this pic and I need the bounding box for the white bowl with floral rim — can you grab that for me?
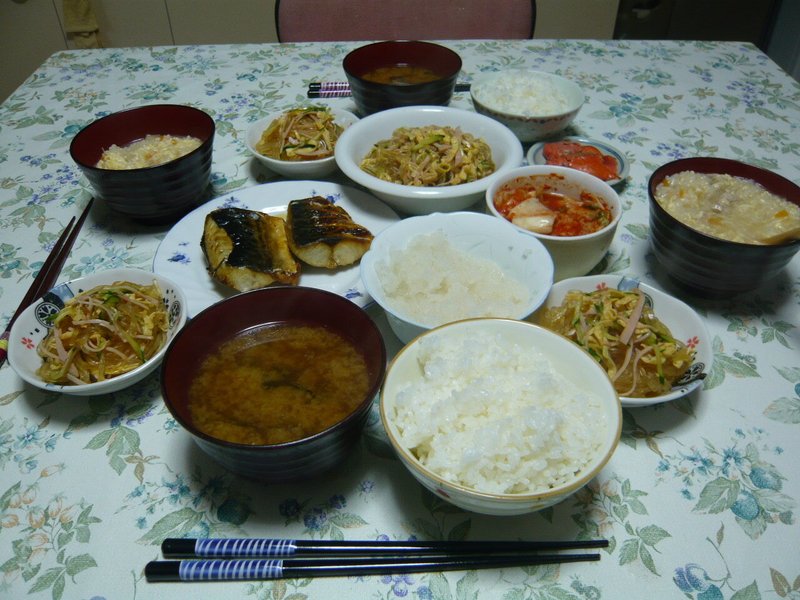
[535,274,712,407]
[7,267,187,396]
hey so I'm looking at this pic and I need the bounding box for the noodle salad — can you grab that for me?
[539,288,695,397]
[36,281,169,385]
[360,125,495,187]
[255,107,344,161]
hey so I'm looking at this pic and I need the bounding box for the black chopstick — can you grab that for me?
[0,198,94,367]
[145,553,600,582]
[306,81,471,98]
[161,537,609,558]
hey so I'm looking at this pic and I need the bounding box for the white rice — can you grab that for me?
[391,329,607,495]
[376,231,532,327]
[473,72,571,116]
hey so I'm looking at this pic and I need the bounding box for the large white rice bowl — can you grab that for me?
[380,318,621,515]
[334,105,523,215]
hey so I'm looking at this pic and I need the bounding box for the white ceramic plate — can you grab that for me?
[537,274,712,407]
[153,180,400,317]
[7,267,187,396]
[526,136,630,187]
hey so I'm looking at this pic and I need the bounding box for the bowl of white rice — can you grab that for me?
[360,211,554,343]
[380,318,621,516]
[470,70,584,143]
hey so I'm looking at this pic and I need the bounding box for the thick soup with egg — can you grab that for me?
[96,134,202,169]
[654,170,800,244]
[189,323,370,445]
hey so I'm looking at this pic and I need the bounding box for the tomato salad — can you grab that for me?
[493,174,613,236]
[542,141,620,182]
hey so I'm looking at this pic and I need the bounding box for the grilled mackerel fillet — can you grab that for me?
[201,207,300,291]
[286,196,374,268]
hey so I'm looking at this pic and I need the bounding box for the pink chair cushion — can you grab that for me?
[276,0,535,42]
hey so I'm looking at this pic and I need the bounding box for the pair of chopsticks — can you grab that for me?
[307,81,471,98]
[0,198,94,367]
[145,537,607,582]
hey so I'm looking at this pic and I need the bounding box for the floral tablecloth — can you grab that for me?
[1,39,799,600]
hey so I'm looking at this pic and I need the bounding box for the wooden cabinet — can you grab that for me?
[1,0,69,102]
[0,0,277,102]
[63,0,174,48]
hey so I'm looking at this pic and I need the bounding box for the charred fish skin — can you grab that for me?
[287,196,374,268]
[288,197,373,247]
[201,207,300,290]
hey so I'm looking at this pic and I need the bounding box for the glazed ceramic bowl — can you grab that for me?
[360,211,554,343]
[7,268,187,396]
[486,165,622,281]
[537,275,712,408]
[335,105,523,215]
[380,318,621,516]
[160,286,386,482]
[648,157,800,297]
[245,107,359,178]
[70,104,215,224]
[470,69,584,142]
[343,40,462,115]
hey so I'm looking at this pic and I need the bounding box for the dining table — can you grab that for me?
[1,38,799,600]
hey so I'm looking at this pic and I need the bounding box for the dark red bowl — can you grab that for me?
[160,286,386,482]
[648,157,800,297]
[70,104,215,224]
[343,41,462,115]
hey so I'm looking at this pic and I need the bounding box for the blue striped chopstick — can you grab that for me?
[145,553,601,582]
[161,537,609,558]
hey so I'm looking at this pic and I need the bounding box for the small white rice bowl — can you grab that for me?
[360,212,554,343]
[470,69,584,142]
[380,318,621,516]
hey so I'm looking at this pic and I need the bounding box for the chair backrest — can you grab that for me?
[275,0,536,42]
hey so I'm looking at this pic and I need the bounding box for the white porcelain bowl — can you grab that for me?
[246,107,359,179]
[537,275,713,408]
[380,318,621,516]
[470,69,584,142]
[7,268,187,396]
[335,105,523,215]
[360,211,554,343]
[486,165,622,281]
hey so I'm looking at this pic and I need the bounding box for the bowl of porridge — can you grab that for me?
[70,104,215,224]
[648,157,800,297]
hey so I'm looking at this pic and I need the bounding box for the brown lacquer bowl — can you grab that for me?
[70,104,215,224]
[648,157,800,297]
[160,286,386,482]
[343,40,462,115]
